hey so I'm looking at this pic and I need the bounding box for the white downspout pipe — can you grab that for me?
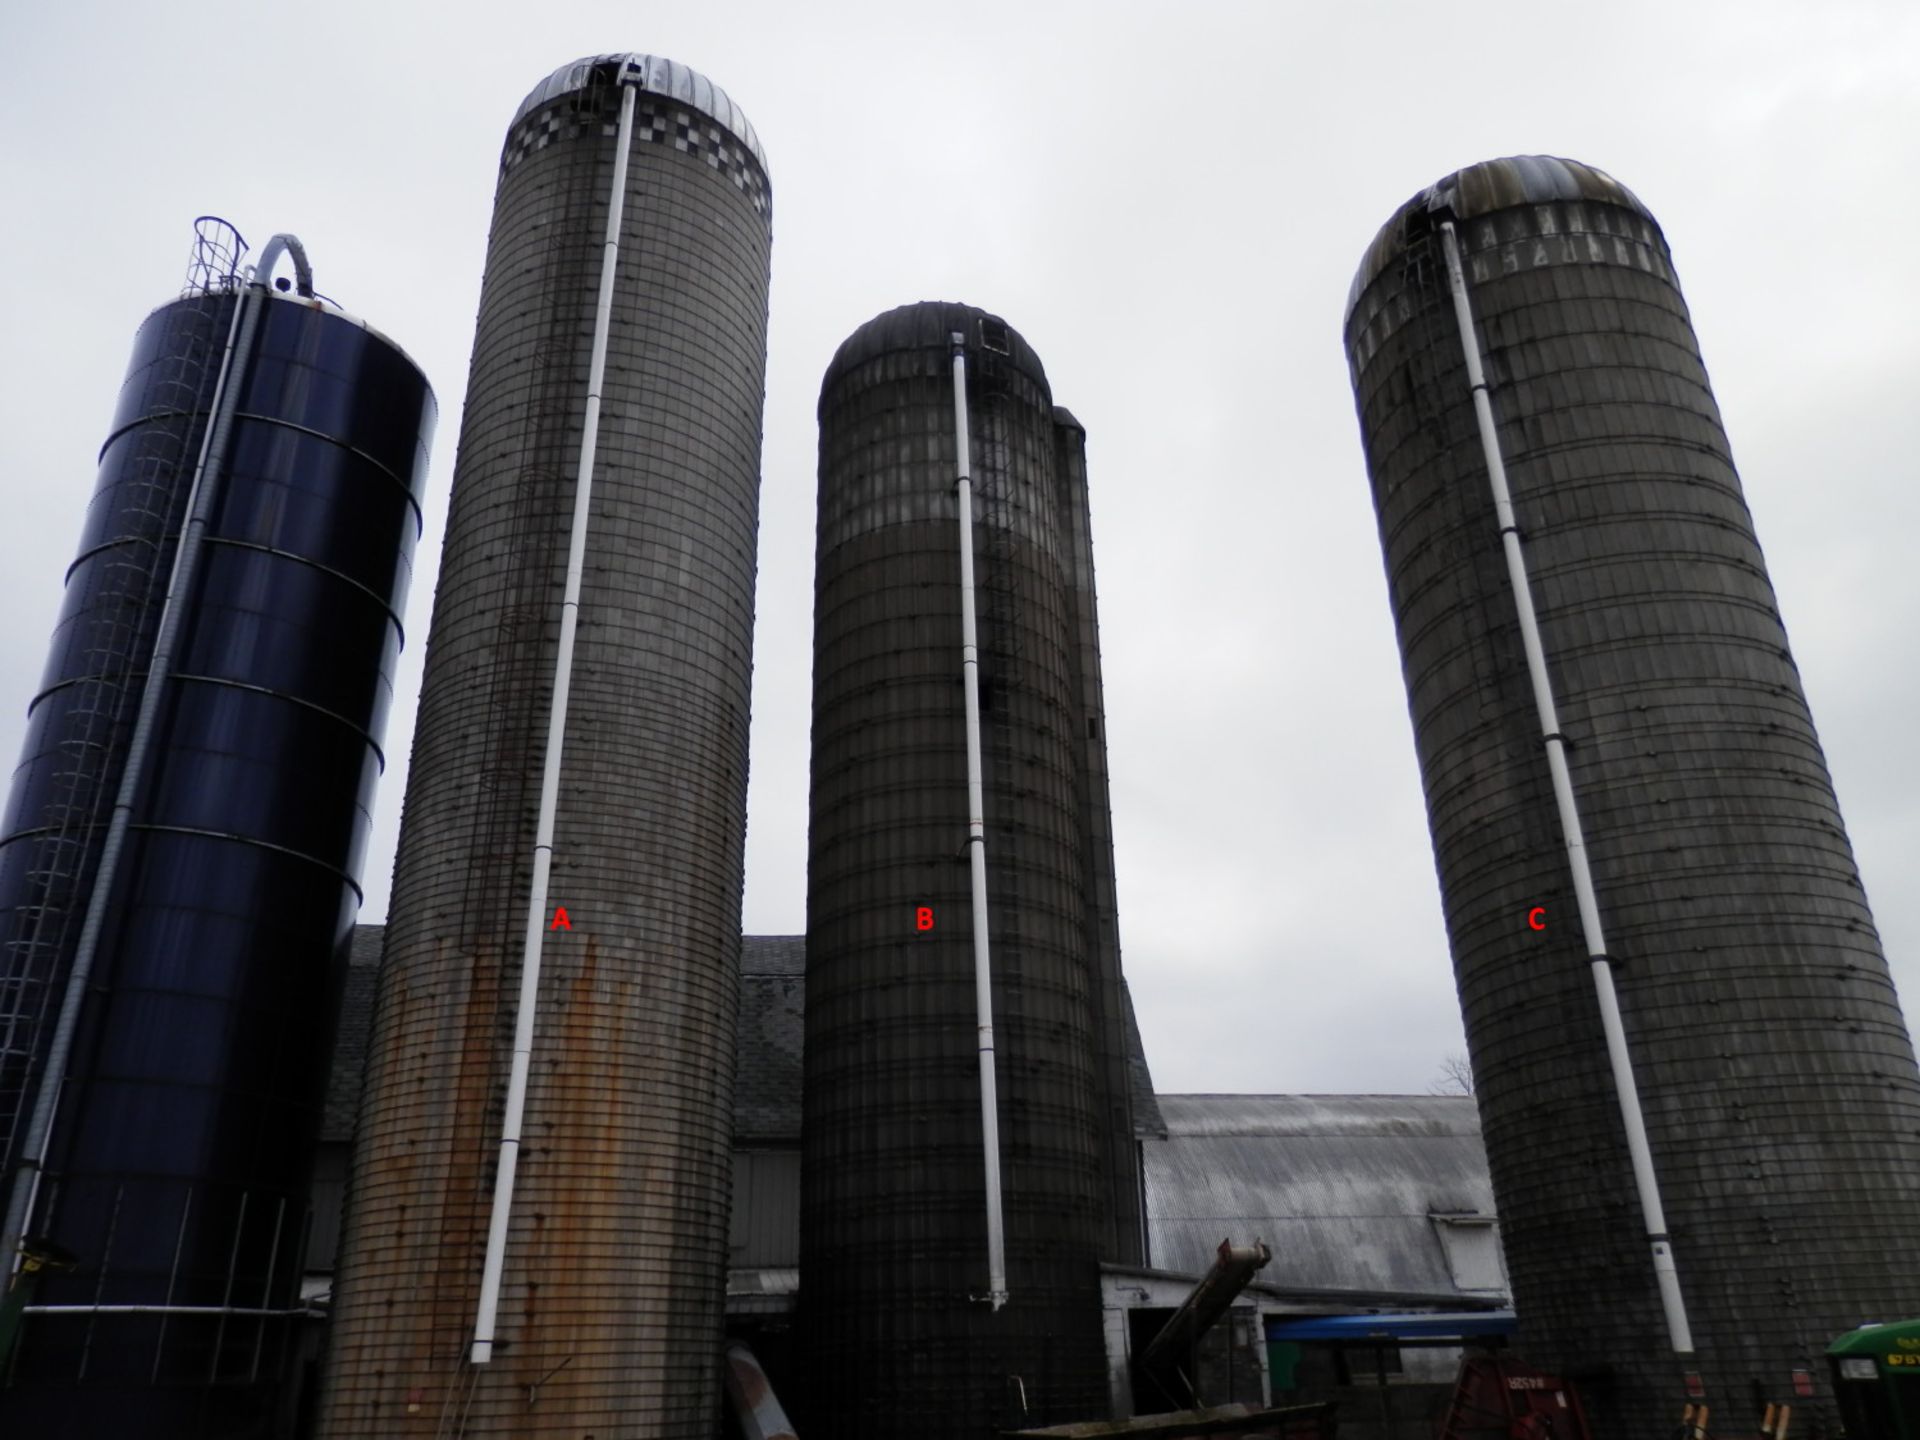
[951,333,1008,1311]
[1,275,264,1276]
[1438,219,1695,1358]
[469,76,639,1366]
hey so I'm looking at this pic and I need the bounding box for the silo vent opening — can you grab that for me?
[979,318,1011,354]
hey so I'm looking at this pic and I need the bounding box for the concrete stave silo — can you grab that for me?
[318,55,771,1437]
[0,225,434,1434]
[802,302,1131,1436]
[1344,155,1920,1435]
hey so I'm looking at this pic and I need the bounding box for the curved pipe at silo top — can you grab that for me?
[1343,154,1920,1438]
[802,301,1111,1439]
[0,289,432,1433]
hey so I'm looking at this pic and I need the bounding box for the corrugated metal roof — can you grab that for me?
[510,54,767,175]
[1346,154,1654,321]
[1144,1094,1501,1298]
[1156,1093,1483,1139]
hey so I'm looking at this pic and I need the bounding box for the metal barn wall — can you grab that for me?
[1344,155,1920,1435]
[727,1150,800,1270]
[801,302,1112,1437]
[0,288,432,1436]
[731,936,802,1276]
[319,55,771,1438]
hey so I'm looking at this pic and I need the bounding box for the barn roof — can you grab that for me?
[1143,1093,1504,1298]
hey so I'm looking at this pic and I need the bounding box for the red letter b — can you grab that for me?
[916,906,934,932]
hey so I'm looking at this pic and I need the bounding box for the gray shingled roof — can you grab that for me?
[1143,1094,1501,1296]
[321,924,386,1142]
[328,928,1162,1146]
[736,935,805,1140]
[1122,985,1167,1140]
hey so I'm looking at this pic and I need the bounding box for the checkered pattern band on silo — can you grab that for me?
[501,99,771,221]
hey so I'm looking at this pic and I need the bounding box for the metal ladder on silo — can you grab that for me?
[0,300,221,1184]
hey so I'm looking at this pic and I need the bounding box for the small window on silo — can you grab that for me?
[980,318,1010,355]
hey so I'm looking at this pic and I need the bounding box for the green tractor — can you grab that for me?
[1830,1319,1920,1440]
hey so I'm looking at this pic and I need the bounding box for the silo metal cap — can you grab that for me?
[513,53,767,175]
[820,301,1051,413]
[1347,155,1656,320]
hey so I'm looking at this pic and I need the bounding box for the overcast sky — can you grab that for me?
[2,2,1915,1097]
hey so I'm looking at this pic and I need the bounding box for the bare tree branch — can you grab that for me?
[1428,1051,1474,1096]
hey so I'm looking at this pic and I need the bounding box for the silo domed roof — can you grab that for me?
[512,53,767,175]
[820,302,1050,412]
[1347,155,1654,320]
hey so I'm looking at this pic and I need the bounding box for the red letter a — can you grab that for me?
[549,906,572,931]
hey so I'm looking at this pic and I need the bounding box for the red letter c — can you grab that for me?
[1528,907,1546,932]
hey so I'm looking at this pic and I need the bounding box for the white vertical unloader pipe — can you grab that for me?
[2,274,262,1276]
[470,77,638,1366]
[951,333,1008,1311]
[1438,220,1695,1358]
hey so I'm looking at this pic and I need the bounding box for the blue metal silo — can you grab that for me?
[0,221,433,1435]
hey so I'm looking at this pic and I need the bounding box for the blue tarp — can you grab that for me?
[1266,1311,1517,1342]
